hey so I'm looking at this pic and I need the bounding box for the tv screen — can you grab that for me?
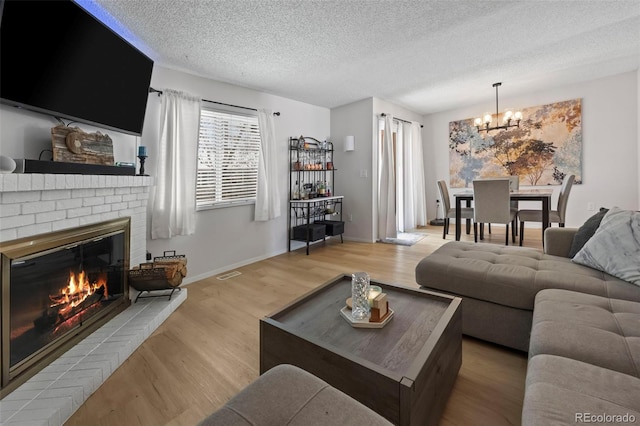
[0,0,153,136]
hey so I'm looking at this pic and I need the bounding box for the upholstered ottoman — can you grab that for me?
[198,364,392,426]
[415,240,640,351]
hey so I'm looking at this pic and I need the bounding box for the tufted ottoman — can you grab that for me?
[199,364,392,426]
[415,240,640,351]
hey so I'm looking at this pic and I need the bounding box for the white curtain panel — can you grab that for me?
[378,114,397,240]
[402,121,414,230]
[151,89,201,239]
[255,109,281,221]
[409,121,427,227]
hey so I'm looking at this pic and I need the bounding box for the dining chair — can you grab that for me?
[437,180,474,239]
[472,179,517,245]
[508,175,520,236]
[518,174,575,246]
[476,176,519,236]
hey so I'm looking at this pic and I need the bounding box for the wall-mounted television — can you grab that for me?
[0,0,153,136]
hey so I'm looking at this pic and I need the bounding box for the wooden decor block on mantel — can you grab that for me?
[51,124,114,165]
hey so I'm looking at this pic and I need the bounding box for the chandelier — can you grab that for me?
[474,82,522,133]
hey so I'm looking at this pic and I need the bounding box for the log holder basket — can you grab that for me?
[128,251,187,302]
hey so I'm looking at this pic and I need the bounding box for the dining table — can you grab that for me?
[453,188,555,243]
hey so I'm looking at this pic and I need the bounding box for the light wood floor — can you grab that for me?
[66,225,542,426]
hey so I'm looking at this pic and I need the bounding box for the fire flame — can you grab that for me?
[50,270,108,315]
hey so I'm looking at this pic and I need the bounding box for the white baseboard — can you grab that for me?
[181,248,287,285]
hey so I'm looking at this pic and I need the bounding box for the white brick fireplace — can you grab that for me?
[0,173,187,425]
[0,173,151,263]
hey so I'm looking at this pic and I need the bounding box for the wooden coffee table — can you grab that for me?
[260,274,462,426]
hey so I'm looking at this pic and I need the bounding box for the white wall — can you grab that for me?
[0,104,138,164]
[330,98,374,242]
[330,97,424,242]
[422,71,639,227]
[0,65,330,282]
[144,66,330,282]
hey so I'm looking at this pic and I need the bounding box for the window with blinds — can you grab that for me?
[196,108,261,210]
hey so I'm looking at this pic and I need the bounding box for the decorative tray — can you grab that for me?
[339,306,394,328]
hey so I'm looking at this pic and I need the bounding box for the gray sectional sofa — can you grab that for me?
[416,227,640,425]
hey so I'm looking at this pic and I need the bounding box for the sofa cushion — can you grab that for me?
[529,289,640,377]
[572,207,640,286]
[198,364,392,426]
[415,242,640,311]
[567,207,609,258]
[522,354,640,426]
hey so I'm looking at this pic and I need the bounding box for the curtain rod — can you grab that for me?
[380,113,423,128]
[149,87,280,116]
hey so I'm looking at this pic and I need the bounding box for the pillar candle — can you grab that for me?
[368,285,382,306]
[138,146,147,157]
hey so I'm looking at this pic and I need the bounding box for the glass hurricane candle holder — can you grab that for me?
[351,272,370,320]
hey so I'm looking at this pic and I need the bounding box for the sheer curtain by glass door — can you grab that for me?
[377,117,426,241]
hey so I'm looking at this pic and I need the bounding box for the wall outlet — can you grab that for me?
[587,202,595,211]
[349,213,353,222]
[359,169,368,178]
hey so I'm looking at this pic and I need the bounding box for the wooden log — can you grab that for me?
[51,125,114,165]
[34,285,105,330]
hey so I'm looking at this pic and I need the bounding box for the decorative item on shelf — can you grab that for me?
[304,183,315,198]
[351,272,370,320]
[51,124,114,165]
[474,82,522,133]
[0,155,16,174]
[137,145,148,176]
[292,180,300,200]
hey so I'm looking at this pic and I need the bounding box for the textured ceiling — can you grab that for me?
[90,0,640,114]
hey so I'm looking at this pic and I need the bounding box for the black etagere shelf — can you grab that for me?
[288,136,344,255]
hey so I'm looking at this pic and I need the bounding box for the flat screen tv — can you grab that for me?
[0,0,153,136]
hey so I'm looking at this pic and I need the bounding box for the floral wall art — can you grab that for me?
[449,98,582,188]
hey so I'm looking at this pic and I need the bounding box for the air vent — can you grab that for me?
[216,271,241,281]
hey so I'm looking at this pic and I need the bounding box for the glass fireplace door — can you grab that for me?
[1,218,130,394]
[9,232,126,369]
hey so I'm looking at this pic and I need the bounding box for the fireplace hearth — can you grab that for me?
[1,218,131,397]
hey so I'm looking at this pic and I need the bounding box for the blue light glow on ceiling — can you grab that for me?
[74,0,157,61]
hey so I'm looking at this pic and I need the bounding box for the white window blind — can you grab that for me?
[196,108,261,209]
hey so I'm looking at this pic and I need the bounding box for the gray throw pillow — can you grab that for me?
[568,207,609,258]
[571,207,640,286]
